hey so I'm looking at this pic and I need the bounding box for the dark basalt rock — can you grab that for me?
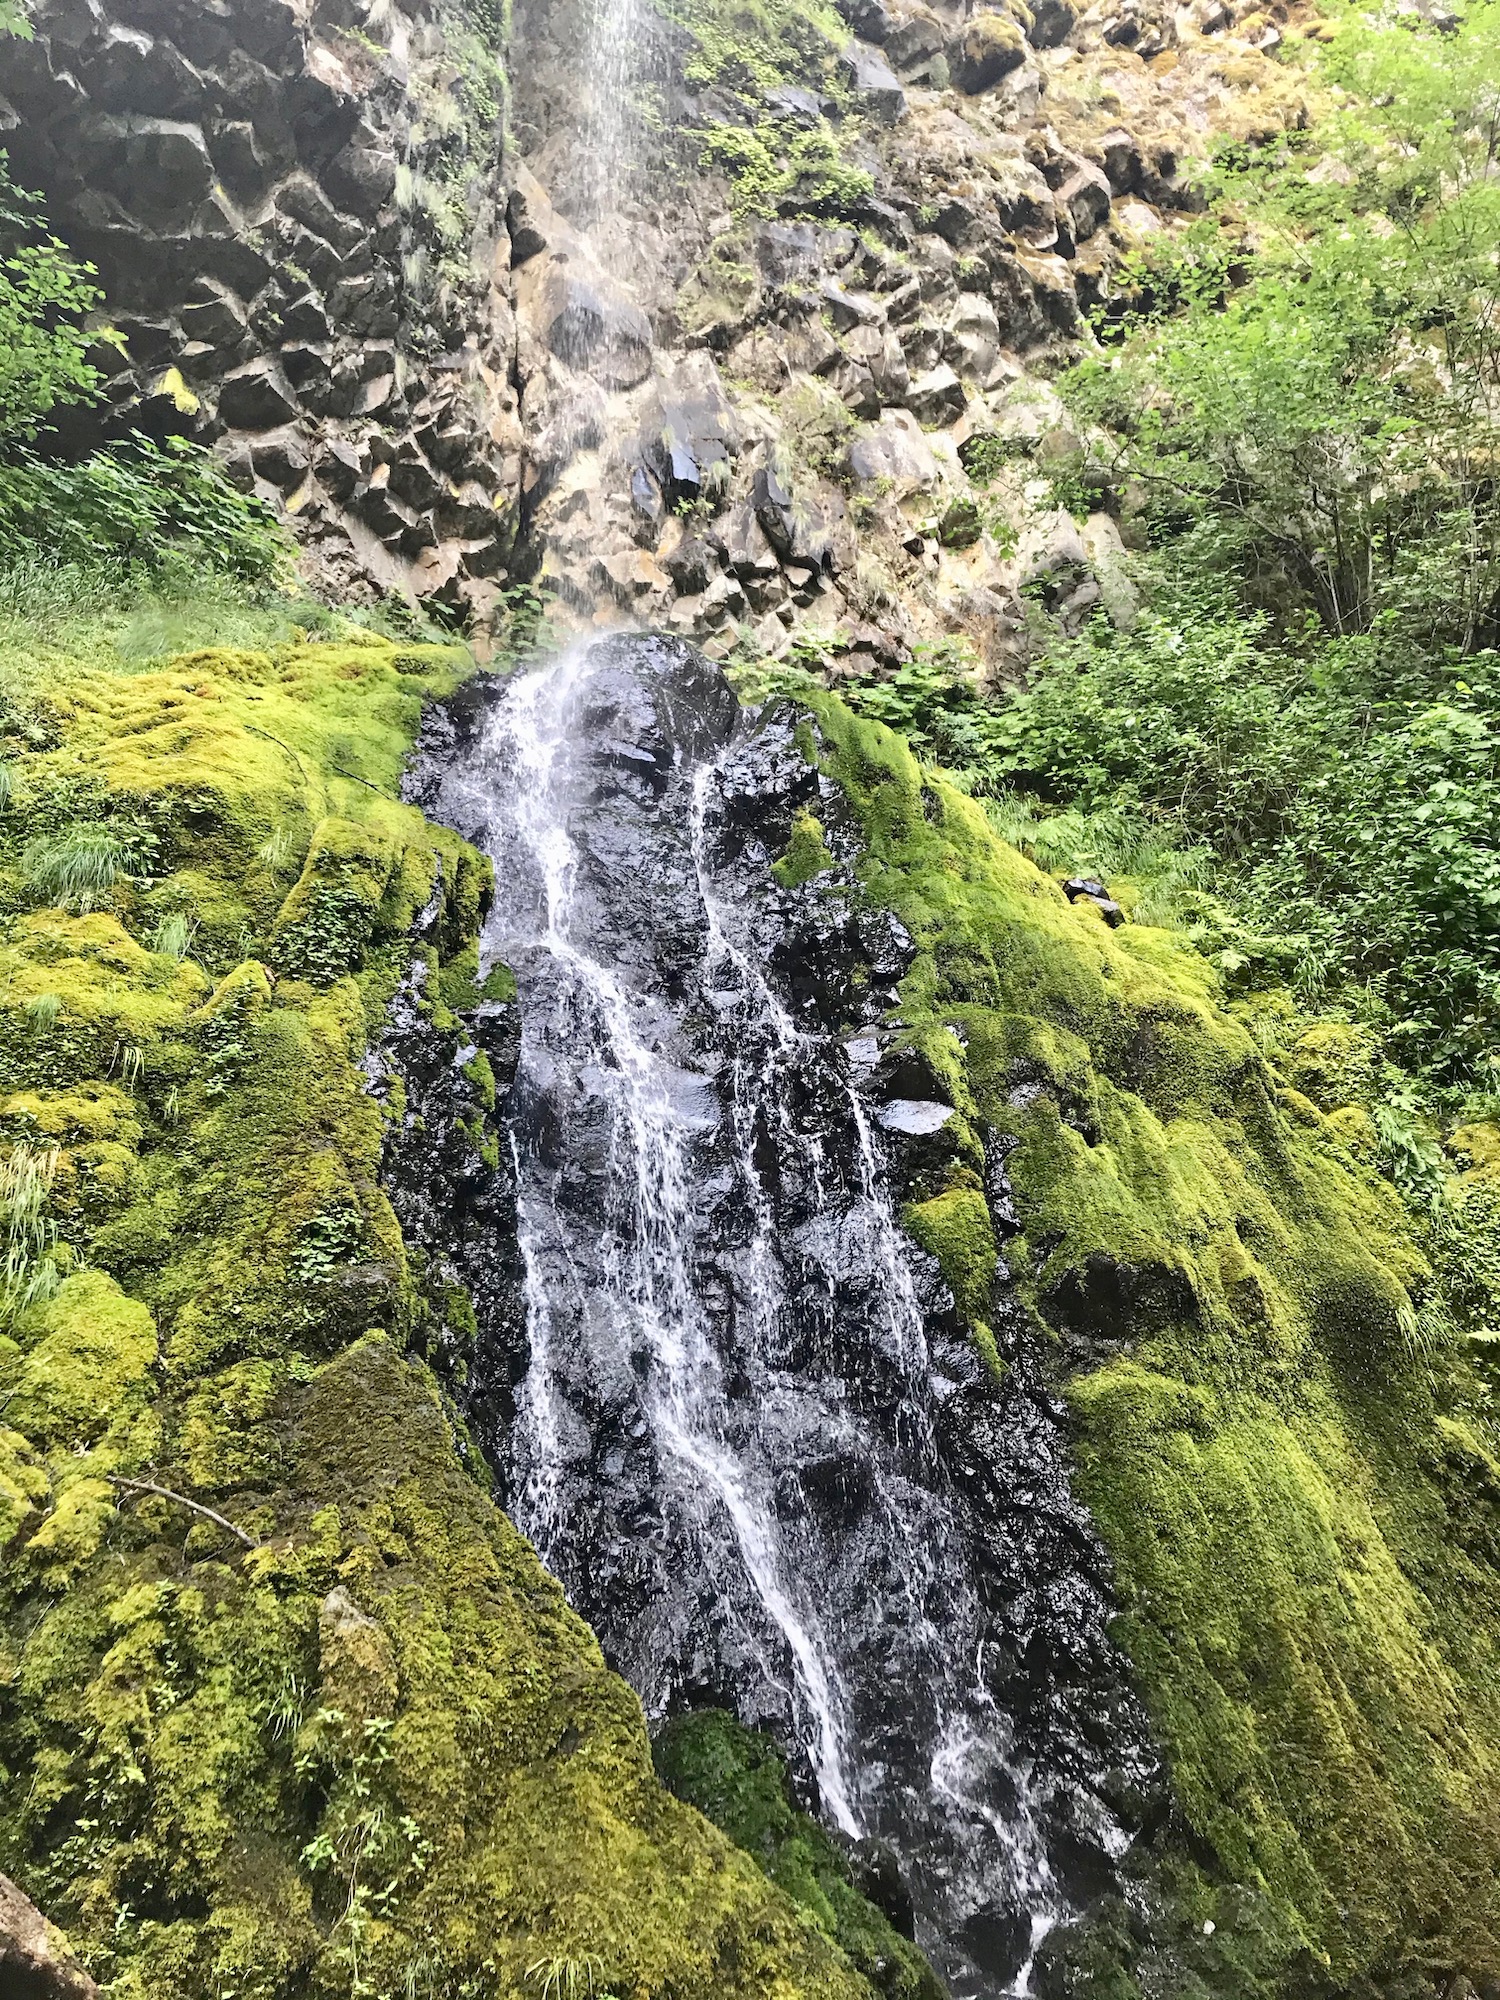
[411,634,1161,2000]
[0,0,521,614]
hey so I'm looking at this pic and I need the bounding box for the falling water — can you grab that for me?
[432,633,1127,1996]
[576,0,651,225]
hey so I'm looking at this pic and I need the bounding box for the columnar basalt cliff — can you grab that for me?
[1,0,522,614]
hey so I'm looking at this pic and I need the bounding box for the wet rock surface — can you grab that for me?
[415,634,1161,1997]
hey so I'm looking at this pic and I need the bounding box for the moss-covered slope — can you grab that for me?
[0,634,874,2000]
[808,694,1500,1997]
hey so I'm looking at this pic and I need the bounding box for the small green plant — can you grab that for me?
[0,1140,60,1325]
[292,1205,366,1284]
[150,910,194,960]
[23,823,126,910]
[0,148,111,442]
[20,991,59,1028]
[526,1952,607,2000]
[255,825,300,878]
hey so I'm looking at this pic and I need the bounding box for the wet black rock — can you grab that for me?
[414,634,1161,2000]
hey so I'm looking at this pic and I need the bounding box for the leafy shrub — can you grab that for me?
[0,433,290,583]
[0,151,108,442]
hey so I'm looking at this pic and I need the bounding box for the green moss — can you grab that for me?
[0,629,870,2000]
[773,811,836,890]
[811,692,1500,1993]
[655,1711,942,2000]
[5,1269,156,1447]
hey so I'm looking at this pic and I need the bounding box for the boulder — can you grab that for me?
[1096,126,1143,194]
[1027,0,1078,42]
[947,293,999,381]
[846,409,939,494]
[0,1870,98,1999]
[752,462,796,557]
[1055,159,1112,241]
[838,41,907,123]
[324,142,398,217]
[539,261,654,390]
[906,363,966,425]
[217,358,298,430]
[820,280,882,331]
[1063,876,1125,925]
[250,426,310,490]
[884,6,948,72]
[950,12,1027,91]
[105,114,215,224]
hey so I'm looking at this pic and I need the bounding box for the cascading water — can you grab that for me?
[426,633,1146,1997]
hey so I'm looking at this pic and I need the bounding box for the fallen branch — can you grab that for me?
[105,1474,261,1550]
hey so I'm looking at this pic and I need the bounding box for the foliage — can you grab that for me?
[0,434,291,583]
[837,640,1013,786]
[1071,0,1500,650]
[660,0,847,94]
[0,150,107,443]
[697,121,873,223]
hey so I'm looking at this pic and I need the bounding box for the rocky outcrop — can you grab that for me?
[0,0,1312,655]
[0,1872,97,2000]
[0,0,522,618]
[497,0,1313,679]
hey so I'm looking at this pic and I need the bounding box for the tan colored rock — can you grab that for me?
[0,1870,98,1999]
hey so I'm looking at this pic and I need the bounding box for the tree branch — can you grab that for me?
[105,1474,261,1550]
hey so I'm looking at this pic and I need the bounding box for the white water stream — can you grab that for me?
[454,640,1070,1995]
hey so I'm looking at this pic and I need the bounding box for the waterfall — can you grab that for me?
[431,633,1136,1997]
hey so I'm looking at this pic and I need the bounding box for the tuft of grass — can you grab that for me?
[23,825,126,912]
[150,911,195,961]
[21,992,60,1028]
[0,1140,61,1325]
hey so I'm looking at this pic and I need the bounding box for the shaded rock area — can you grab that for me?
[0,1872,98,2000]
[0,0,522,619]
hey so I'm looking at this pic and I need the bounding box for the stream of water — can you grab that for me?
[444,635,1084,1995]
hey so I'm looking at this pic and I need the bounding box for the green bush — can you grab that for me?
[0,434,290,583]
[0,149,108,442]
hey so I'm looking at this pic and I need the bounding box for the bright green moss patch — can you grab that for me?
[5,1269,156,1446]
[811,692,1500,1993]
[655,1710,943,2000]
[0,628,872,2000]
[773,810,836,890]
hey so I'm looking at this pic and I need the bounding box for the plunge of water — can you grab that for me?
[430,633,1137,1997]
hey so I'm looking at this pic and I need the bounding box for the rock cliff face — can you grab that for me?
[2,0,1308,657]
[0,0,522,616]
